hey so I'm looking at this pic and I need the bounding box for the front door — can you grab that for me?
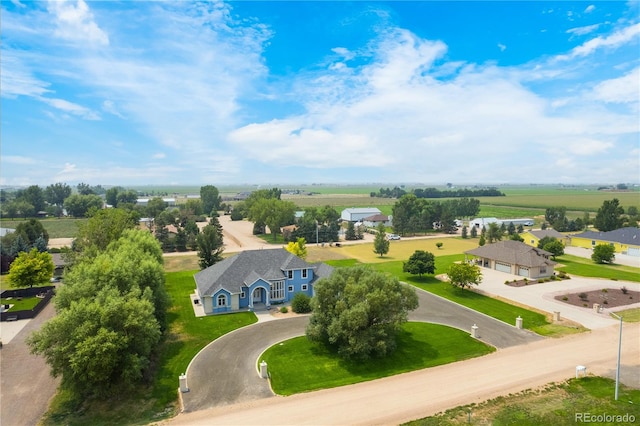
[253,288,262,303]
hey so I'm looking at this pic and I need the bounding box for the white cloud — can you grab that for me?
[48,0,109,46]
[102,100,125,118]
[590,67,640,104]
[152,152,166,160]
[39,97,100,120]
[566,24,601,37]
[3,155,37,165]
[0,52,51,98]
[558,22,640,60]
[497,43,506,52]
[584,5,596,13]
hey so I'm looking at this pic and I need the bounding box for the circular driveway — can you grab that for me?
[181,288,542,413]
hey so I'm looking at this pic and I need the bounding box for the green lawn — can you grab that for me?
[0,296,41,311]
[405,376,640,426]
[556,254,640,283]
[0,218,86,239]
[614,307,640,323]
[261,322,494,396]
[151,271,257,406]
[368,255,550,332]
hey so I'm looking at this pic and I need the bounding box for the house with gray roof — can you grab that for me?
[465,240,557,279]
[194,249,334,314]
[569,227,640,257]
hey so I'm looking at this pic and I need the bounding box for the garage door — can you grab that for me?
[495,262,511,273]
[627,247,640,257]
[518,266,529,277]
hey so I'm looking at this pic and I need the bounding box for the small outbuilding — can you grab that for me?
[341,208,382,222]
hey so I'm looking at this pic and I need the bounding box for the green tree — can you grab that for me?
[45,182,72,207]
[76,182,94,195]
[285,237,307,259]
[19,185,46,213]
[63,194,103,217]
[402,250,435,277]
[105,186,124,207]
[200,185,221,215]
[478,234,486,246]
[14,200,35,218]
[291,292,312,313]
[461,225,468,239]
[345,221,357,240]
[542,240,564,259]
[470,226,478,238]
[447,262,482,290]
[116,190,138,207]
[7,248,54,288]
[436,242,443,249]
[14,219,49,247]
[73,208,138,259]
[486,222,503,244]
[28,286,161,397]
[146,197,167,218]
[509,233,524,242]
[594,199,625,232]
[248,198,296,241]
[507,221,516,236]
[306,266,419,360]
[373,223,390,257]
[591,244,616,264]
[196,223,224,269]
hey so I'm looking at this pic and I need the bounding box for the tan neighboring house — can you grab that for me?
[521,228,568,248]
[465,240,557,279]
[362,214,392,228]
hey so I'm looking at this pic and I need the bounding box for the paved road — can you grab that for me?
[181,287,541,413]
[0,302,59,426]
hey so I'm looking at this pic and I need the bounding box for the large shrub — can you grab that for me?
[291,292,312,313]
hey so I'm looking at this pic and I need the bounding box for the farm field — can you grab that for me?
[0,218,86,239]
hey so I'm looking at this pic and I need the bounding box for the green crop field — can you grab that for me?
[0,218,87,239]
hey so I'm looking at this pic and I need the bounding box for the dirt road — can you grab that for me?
[166,322,638,426]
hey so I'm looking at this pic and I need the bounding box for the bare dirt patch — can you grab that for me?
[555,287,639,309]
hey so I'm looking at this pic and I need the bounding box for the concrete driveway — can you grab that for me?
[181,288,541,413]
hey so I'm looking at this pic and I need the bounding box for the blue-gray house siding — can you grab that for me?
[194,249,333,314]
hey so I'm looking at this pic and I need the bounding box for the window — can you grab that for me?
[287,270,293,279]
[530,240,535,244]
[217,294,227,307]
[591,240,596,246]
[302,284,308,291]
[540,267,546,274]
[240,291,245,299]
[271,280,285,300]
[302,269,308,278]
[288,285,294,293]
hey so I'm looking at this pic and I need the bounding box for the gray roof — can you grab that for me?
[465,240,557,268]
[571,227,640,246]
[529,229,565,240]
[194,248,333,296]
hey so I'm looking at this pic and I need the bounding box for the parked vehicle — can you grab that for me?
[388,234,401,240]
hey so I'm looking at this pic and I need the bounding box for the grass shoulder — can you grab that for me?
[404,376,640,426]
[261,322,494,396]
[556,254,640,283]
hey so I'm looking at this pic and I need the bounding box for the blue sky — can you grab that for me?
[1,1,639,187]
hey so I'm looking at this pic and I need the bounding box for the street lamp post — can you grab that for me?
[610,311,623,401]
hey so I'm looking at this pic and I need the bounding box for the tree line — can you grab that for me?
[370,186,504,199]
[391,195,480,236]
